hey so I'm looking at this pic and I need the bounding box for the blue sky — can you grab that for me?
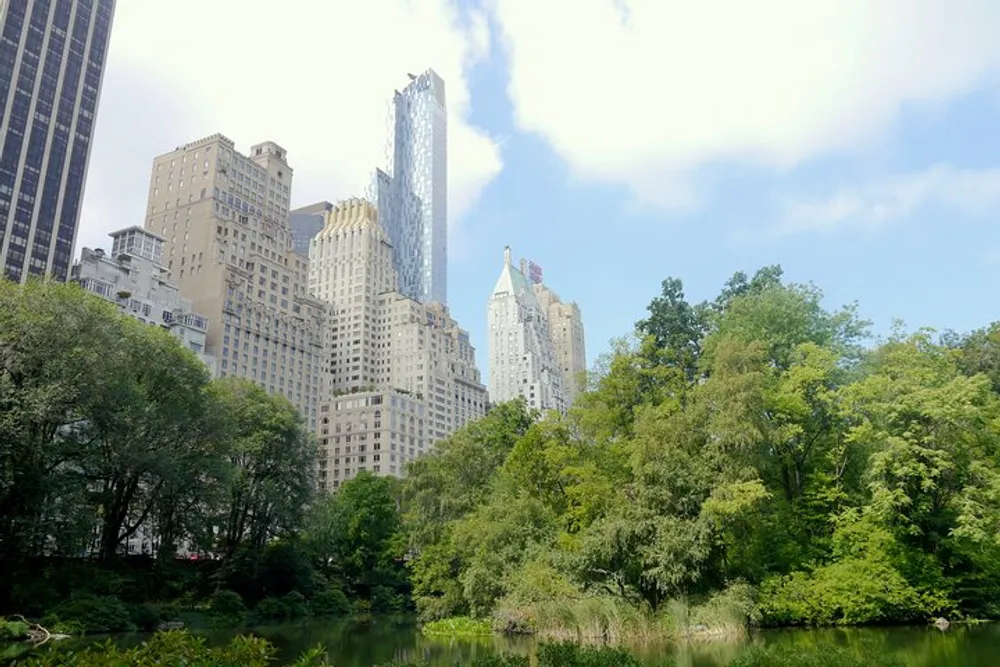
[456,81,1000,371]
[79,1,1000,379]
[445,2,1000,374]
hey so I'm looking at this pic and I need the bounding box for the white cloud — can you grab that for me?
[78,0,501,258]
[489,0,1000,207]
[774,165,1000,236]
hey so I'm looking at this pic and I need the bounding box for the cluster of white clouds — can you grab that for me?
[775,165,1000,236]
[491,0,1000,221]
[79,0,500,255]
[80,0,1000,253]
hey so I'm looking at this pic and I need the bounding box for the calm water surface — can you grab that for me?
[185,617,1000,666]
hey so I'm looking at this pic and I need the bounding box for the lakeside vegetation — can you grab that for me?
[5,265,1000,660]
[421,616,493,637]
[403,265,1000,638]
[0,281,408,640]
[7,628,917,667]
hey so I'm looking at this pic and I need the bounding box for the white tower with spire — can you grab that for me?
[487,246,566,414]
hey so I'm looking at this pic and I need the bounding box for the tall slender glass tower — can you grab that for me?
[371,69,447,305]
[0,0,116,283]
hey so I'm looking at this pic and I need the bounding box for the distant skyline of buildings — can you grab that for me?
[0,24,589,485]
[0,0,116,283]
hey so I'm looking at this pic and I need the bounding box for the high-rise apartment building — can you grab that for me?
[288,200,332,257]
[142,134,326,429]
[0,0,116,282]
[488,246,566,414]
[532,283,586,407]
[310,198,487,491]
[370,69,447,305]
[71,226,216,372]
[318,388,426,491]
[309,198,395,396]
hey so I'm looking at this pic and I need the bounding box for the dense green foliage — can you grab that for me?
[15,631,331,666]
[6,266,1000,660]
[403,266,1000,632]
[0,281,409,631]
[0,280,315,568]
[15,629,923,667]
[727,644,903,667]
[421,616,493,637]
[306,472,409,613]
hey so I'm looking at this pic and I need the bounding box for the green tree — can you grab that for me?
[711,265,785,314]
[403,399,535,550]
[307,472,407,609]
[210,378,316,558]
[947,321,1000,393]
[77,318,216,561]
[636,277,707,381]
[0,281,125,566]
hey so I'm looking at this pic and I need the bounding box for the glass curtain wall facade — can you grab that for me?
[0,0,116,283]
[370,69,447,305]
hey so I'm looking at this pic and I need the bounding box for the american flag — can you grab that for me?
[527,261,543,284]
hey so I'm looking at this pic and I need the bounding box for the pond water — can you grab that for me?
[180,617,1000,666]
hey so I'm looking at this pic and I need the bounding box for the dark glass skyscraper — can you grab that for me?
[0,0,116,283]
[289,200,333,257]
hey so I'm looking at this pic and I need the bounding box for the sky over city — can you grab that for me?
[79,0,1000,376]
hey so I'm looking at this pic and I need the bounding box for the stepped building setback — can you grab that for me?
[309,198,487,491]
[142,134,326,430]
[71,226,216,373]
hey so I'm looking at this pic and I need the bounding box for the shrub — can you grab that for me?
[250,592,309,625]
[129,603,162,632]
[310,587,351,617]
[44,618,86,636]
[729,644,904,667]
[15,630,332,666]
[759,562,928,626]
[209,589,247,618]
[158,602,182,621]
[371,585,405,613]
[758,514,951,626]
[421,616,492,637]
[537,642,646,667]
[250,597,288,624]
[47,596,134,633]
[282,591,309,620]
[0,618,31,641]
[494,595,659,642]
